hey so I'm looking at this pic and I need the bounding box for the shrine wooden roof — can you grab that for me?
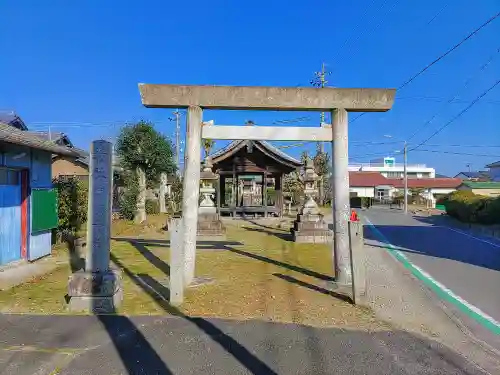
[210,140,302,174]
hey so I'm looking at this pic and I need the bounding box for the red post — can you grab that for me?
[20,170,29,259]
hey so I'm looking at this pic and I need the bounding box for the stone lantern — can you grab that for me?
[197,156,226,239]
[291,157,332,243]
[199,157,217,214]
[300,157,320,215]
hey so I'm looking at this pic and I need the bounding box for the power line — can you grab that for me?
[412,149,500,158]
[396,96,500,104]
[335,0,401,65]
[352,148,500,160]
[282,1,399,127]
[273,116,311,124]
[426,2,450,24]
[349,12,500,126]
[398,12,500,90]
[349,150,400,159]
[415,143,500,148]
[409,79,500,151]
[407,47,499,141]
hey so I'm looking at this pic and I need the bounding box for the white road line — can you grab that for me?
[363,216,500,332]
[437,226,500,249]
[410,263,500,328]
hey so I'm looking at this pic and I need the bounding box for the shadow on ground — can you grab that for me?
[105,253,280,375]
[113,237,334,281]
[242,226,293,241]
[0,232,492,374]
[364,223,500,271]
[0,308,488,374]
[241,219,294,242]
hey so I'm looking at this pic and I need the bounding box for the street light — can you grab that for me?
[384,135,408,214]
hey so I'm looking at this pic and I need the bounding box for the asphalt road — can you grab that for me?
[0,314,487,375]
[363,206,500,351]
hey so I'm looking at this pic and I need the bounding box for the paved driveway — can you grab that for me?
[0,314,487,374]
[363,207,500,351]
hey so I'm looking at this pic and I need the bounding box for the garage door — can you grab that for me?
[0,169,21,265]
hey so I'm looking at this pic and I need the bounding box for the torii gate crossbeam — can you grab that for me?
[138,83,396,296]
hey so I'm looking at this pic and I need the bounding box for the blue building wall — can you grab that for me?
[29,150,53,261]
[0,144,54,264]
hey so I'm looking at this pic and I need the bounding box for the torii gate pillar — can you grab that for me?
[138,84,396,291]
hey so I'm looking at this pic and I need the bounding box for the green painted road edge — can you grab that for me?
[363,217,500,336]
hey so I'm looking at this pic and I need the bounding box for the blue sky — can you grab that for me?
[1,0,499,176]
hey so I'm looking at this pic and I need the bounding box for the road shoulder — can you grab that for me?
[363,232,500,374]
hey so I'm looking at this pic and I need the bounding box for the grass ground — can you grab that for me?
[0,215,388,330]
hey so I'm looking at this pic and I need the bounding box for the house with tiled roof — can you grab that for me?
[484,160,500,182]
[0,121,79,265]
[0,111,28,130]
[454,171,492,181]
[26,131,90,180]
[457,181,500,197]
[347,171,461,201]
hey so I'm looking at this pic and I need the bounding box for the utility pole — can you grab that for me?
[169,110,182,174]
[311,63,330,205]
[403,141,408,214]
[311,62,329,149]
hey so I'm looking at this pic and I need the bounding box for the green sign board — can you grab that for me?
[31,188,58,233]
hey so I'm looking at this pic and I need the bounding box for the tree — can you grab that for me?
[168,175,183,213]
[283,171,304,206]
[409,188,425,205]
[116,121,176,222]
[313,146,330,206]
[202,139,215,158]
[53,176,88,234]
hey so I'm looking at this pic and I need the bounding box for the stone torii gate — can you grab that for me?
[138,84,395,290]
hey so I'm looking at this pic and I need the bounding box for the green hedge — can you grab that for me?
[444,191,500,224]
[53,176,88,234]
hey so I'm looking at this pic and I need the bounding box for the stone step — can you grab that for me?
[197,219,225,230]
[198,213,221,221]
[293,221,329,231]
[295,213,324,223]
[197,228,226,234]
[291,229,333,244]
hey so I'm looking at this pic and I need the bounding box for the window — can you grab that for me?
[0,170,7,185]
[386,172,402,178]
[0,169,19,185]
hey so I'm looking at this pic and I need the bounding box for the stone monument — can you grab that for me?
[291,157,333,243]
[67,140,123,313]
[197,156,226,240]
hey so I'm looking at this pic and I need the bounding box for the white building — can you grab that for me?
[346,171,461,203]
[348,156,435,179]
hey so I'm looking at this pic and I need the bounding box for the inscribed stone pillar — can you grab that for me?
[182,106,202,286]
[68,140,122,313]
[331,108,352,286]
[86,140,113,272]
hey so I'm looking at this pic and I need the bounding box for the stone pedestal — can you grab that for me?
[68,269,123,313]
[196,156,226,240]
[291,213,333,243]
[197,213,226,241]
[291,157,333,243]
